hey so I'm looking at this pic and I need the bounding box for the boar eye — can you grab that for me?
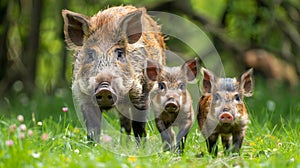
[158,82,166,90]
[234,94,241,102]
[85,49,96,63]
[178,82,186,91]
[115,48,126,63]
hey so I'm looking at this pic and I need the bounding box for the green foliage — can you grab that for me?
[191,0,227,22]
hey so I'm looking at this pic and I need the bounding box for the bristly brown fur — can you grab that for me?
[62,5,166,143]
[197,95,212,130]
[197,67,253,156]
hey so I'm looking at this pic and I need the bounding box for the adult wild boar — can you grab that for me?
[62,6,166,143]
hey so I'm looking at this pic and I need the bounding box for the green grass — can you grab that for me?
[1,78,300,168]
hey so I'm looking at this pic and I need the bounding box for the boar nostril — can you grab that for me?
[107,95,113,100]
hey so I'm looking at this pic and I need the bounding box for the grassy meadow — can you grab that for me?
[0,77,300,168]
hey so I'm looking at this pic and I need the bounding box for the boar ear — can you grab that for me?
[201,67,215,94]
[182,58,199,82]
[120,10,142,44]
[145,59,160,81]
[62,10,90,49]
[240,68,254,97]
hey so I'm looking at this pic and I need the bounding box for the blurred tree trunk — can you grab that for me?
[22,0,43,95]
[0,0,9,82]
[0,0,20,96]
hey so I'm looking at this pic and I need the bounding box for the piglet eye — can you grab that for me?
[178,83,186,91]
[158,82,166,90]
[115,48,126,63]
[234,94,241,102]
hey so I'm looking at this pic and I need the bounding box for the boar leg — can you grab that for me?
[221,135,231,155]
[232,132,244,155]
[206,134,219,156]
[116,99,132,145]
[116,101,132,135]
[81,100,102,143]
[132,120,147,145]
[181,135,188,152]
[155,118,174,151]
[119,114,132,146]
[131,107,148,145]
[129,84,150,145]
[175,123,192,153]
[176,134,188,155]
[167,127,175,151]
[119,114,132,135]
[73,84,102,143]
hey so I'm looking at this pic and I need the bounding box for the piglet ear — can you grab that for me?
[201,67,215,94]
[182,58,199,82]
[120,10,142,44]
[240,68,254,97]
[62,10,90,49]
[145,59,160,81]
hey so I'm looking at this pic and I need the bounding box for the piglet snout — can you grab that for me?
[219,112,234,123]
[164,100,179,113]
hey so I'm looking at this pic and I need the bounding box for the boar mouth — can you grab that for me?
[219,123,232,127]
[94,82,117,110]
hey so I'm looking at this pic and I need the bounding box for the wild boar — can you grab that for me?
[145,58,199,153]
[197,68,253,156]
[62,5,166,143]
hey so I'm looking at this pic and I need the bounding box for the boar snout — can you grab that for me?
[164,99,179,113]
[95,82,117,110]
[219,112,234,124]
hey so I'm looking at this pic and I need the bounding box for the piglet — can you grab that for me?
[197,68,253,156]
[145,58,199,153]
